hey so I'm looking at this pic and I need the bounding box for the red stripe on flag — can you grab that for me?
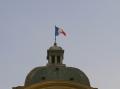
[59,28,66,36]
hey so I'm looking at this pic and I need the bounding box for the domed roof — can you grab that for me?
[49,43,63,50]
[25,66,90,86]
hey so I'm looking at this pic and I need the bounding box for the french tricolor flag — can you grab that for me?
[55,26,66,36]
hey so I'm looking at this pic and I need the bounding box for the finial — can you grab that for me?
[54,42,57,46]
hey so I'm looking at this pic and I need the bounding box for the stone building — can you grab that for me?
[13,43,97,89]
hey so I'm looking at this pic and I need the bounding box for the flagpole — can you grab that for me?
[54,25,57,44]
[55,35,56,44]
[54,25,57,45]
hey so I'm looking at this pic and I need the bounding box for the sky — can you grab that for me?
[0,0,120,89]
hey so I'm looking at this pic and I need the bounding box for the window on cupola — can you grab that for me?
[57,56,60,64]
[51,55,55,64]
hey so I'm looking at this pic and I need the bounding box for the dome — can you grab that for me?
[49,43,63,50]
[25,66,90,86]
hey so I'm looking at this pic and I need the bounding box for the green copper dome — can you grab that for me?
[24,43,90,87]
[25,66,90,86]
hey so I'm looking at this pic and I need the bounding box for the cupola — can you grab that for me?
[47,43,65,66]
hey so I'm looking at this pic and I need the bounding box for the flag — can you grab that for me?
[55,26,66,36]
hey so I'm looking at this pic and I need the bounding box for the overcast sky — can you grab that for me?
[0,0,120,89]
